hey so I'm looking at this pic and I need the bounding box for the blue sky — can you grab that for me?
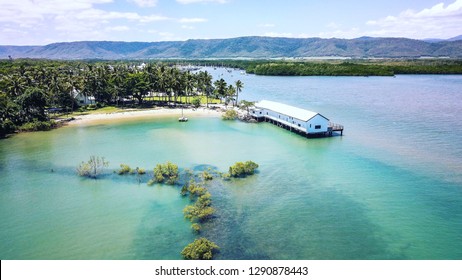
[1,0,461,45]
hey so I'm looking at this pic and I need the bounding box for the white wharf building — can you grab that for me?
[250,100,343,137]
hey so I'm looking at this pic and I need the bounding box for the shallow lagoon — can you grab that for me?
[1,72,461,259]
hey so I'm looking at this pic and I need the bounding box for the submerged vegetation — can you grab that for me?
[151,161,179,185]
[73,157,259,259]
[117,164,145,175]
[181,238,220,260]
[229,161,259,178]
[183,185,215,222]
[76,156,109,179]
[117,164,132,175]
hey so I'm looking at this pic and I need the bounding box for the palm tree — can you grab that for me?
[5,74,27,98]
[234,80,243,107]
[226,84,236,108]
[213,78,227,105]
[198,71,213,108]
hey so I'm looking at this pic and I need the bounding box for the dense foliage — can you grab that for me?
[248,61,462,76]
[229,161,259,177]
[176,59,462,76]
[151,161,179,185]
[181,238,219,260]
[182,180,215,222]
[0,59,244,138]
[222,109,238,120]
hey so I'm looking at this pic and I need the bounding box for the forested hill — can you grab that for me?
[1,36,462,60]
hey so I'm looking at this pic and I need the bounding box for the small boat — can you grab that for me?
[178,108,188,122]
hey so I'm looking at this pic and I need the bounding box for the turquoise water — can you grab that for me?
[1,71,461,259]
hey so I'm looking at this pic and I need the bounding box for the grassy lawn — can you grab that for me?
[144,96,221,104]
[53,106,124,118]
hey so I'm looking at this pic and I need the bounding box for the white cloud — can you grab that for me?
[128,0,158,7]
[0,0,173,44]
[176,0,228,4]
[318,28,362,39]
[316,0,462,39]
[265,32,293,37]
[179,17,208,23]
[365,0,462,39]
[264,32,311,38]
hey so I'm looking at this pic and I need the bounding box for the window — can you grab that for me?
[315,125,321,129]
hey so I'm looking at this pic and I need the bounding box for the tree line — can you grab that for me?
[172,59,462,76]
[0,59,243,137]
[247,61,462,76]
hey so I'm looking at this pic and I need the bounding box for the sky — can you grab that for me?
[0,0,461,45]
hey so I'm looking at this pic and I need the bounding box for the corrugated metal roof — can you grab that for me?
[255,100,328,122]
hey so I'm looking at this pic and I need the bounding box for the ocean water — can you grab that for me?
[0,70,461,259]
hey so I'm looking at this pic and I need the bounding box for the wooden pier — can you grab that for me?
[328,122,344,136]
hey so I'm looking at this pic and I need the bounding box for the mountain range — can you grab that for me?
[1,36,462,60]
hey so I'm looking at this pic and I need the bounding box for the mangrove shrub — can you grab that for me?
[183,198,215,222]
[117,164,131,175]
[181,238,219,260]
[152,161,179,185]
[222,109,238,120]
[229,161,259,177]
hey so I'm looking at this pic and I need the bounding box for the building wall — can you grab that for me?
[306,114,329,134]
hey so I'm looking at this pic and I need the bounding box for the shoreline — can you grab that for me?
[65,106,225,126]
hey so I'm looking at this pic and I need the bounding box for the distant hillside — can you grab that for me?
[1,36,462,60]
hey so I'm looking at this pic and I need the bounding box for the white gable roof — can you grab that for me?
[255,100,328,122]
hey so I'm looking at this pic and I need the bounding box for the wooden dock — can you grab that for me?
[328,122,344,136]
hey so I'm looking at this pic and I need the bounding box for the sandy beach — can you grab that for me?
[67,106,224,126]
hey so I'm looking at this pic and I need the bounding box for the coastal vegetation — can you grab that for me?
[117,164,145,175]
[222,109,238,120]
[0,59,244,138]
[181,238,219,260]
[117,164,132,175]
[187,59,462,76]
[76,156,109,179]
[229,161,259,177]
[2,57,461,138]
[150,161,179,185]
